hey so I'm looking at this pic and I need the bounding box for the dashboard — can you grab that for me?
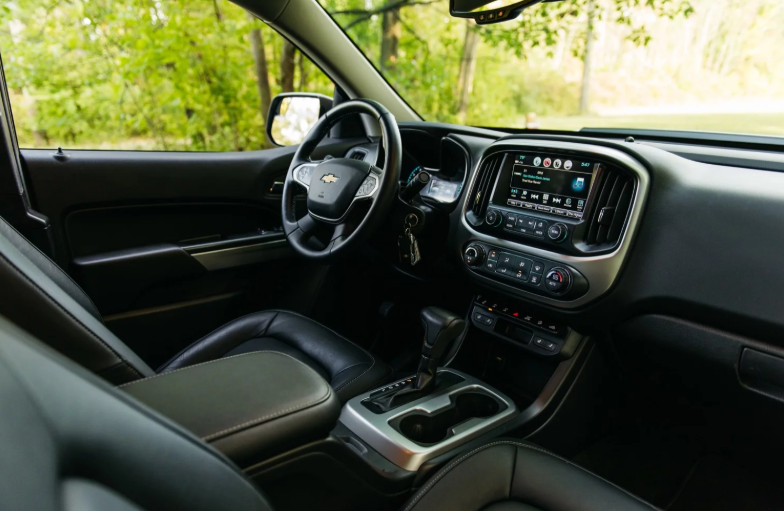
[341,120,784,424]
[345,123,784,346]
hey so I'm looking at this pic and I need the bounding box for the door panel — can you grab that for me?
[19,139,364,366]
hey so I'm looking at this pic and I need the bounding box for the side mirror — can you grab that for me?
[266,93,333,147]
[450,0,546,24]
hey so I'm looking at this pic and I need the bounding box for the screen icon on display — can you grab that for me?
[572,177,585,191]
[533,157,542,166]
[554,159,562,169]
[543,158,552,167]
[564,160,573,170]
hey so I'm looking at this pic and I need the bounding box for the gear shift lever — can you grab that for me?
[368,307,465,413]
[413,307,466,393]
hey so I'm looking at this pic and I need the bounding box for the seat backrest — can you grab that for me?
[0,217,153,384]
[0,314,273,511]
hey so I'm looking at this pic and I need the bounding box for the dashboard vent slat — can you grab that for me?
[348,150,367,161]
[466,154,504,226]
[585,166,634,248]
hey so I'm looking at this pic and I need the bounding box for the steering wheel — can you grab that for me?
[282,99,401,262]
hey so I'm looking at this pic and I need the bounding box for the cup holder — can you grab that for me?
[396,391,503,445]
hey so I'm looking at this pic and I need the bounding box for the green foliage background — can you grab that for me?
[1,0,783,151]
[0,0,333,150]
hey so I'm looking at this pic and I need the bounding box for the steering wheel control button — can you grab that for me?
[547,223,568,243]
[464,244,485,267]
[355,175,378,197]
[545,268,571,294]
[485,210,502,227]
[295,165,315,187]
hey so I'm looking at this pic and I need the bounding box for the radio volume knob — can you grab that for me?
[464,244,485,267]
[547,223,568,243]
[485,210,502,227]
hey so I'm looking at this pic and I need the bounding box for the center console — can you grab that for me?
[460,139,649,308]
[340,306,518,471]
[340,369,516,471]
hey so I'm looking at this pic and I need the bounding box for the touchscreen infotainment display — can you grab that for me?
[491,153,597,219]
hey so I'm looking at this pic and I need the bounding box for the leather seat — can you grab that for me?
[0,314,659,511]
[403,441,658,511]
[158,310,391,402]
[0,217,390,400]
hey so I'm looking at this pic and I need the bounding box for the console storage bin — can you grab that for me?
[121,351,340,468]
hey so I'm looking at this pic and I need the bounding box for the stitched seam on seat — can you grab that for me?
[0,218,104,321]
[119,351,277,388]
[157,310,279,372]
[329,361,367,381]
[402,441,661,511]
[203,385,332,441]
[0,250,144,379]
[333,357,376,392]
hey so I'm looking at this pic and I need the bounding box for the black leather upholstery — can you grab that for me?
[0,314,660,511]
[420,306,465,359]
[402,441,660,511]
[158,310,391,402]
[0,217,390,399]
[122,351,341,467]
[0,315,273,511]
[0,216,154,384]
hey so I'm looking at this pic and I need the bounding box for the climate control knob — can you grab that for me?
[547,223,568,243]
[464,244,486,267]
[485,210,502,227]
[545,267,571,294]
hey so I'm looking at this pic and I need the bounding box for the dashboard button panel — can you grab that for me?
[471,295,570,357]
[464,242,588,300]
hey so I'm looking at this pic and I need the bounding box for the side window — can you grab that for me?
[0,1,333,151]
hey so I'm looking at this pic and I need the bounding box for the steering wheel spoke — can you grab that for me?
[292,162,320,190]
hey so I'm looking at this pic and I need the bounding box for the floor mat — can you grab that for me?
[669,456,784,511]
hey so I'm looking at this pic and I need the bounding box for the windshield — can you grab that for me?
[322,0,784,137]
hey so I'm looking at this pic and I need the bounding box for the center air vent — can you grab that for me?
[348,149,367,161]
[584,166,635,247]
[465,154,504,226]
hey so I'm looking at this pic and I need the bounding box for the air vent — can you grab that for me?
[584,166,635,247]
[348,150,367,161]
[466,154,504,226]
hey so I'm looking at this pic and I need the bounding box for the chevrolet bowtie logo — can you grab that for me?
[320,173,339,184]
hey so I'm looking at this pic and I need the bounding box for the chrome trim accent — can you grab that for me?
[292,162,318,190]
[192,239,290,271]
[339,369,517,471]
[355,173,379,198]
[460,140,650,309]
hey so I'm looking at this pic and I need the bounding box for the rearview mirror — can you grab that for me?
[450,0,546,24]
[266,93,333,147]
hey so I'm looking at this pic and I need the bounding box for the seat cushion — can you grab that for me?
[402,441,660,511]
[158,310,391,402]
